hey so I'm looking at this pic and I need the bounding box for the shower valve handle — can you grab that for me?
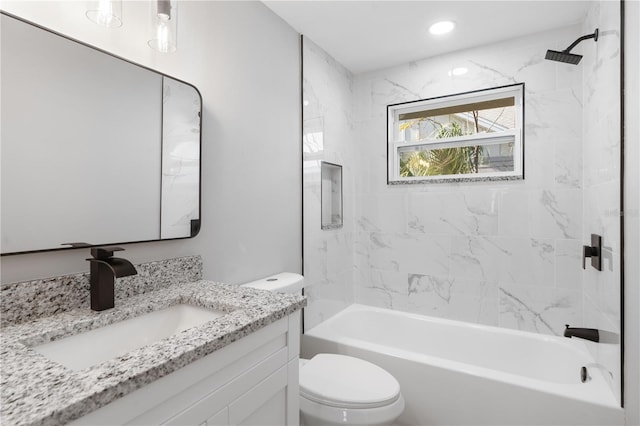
[582,234,602,271]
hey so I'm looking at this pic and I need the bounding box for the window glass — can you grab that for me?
[387,84,524,183]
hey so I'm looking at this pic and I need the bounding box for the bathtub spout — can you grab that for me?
[564,325,599,342]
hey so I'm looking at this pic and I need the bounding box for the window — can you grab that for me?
[387,83,524,183]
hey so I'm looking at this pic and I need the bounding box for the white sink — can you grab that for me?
[32,304,226,370]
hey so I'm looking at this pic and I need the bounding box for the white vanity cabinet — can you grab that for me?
[72,312,301,426]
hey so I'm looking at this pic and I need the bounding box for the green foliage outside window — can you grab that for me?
[399,119,483,177]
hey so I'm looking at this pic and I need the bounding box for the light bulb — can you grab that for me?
[157,20,169,52]
[86,0,122,28]
[148,0,177,53]
[448,67,468,76]
[429,21,455,35]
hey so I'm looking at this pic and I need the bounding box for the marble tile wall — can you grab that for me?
[303,17,622,406]
[352,25,587,337]
[581,0,622,404]
[302,37,356,330]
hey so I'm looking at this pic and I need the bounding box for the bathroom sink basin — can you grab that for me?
[32,304,226,370]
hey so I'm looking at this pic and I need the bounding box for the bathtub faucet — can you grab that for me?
[564,325,599,342]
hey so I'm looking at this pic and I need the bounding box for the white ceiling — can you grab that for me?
[263,1,591,74]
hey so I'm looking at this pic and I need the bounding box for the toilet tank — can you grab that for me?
[241,272,304,294]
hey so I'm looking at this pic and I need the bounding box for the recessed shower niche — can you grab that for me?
[320,162,343,230]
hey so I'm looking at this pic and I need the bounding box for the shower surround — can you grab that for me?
[352,24,586,335]
[302,37,357,329]
[303,0,621,405]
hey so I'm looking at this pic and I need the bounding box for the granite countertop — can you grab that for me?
[0,280,306,426]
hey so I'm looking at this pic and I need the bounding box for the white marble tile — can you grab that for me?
[303,117,325,155]
[522,136,555,189]
[366,232,450,276]
[554,135,583,190]
[519,89,583,193]
[583,295,621,403]
[302,36,357,328]
[496,238,555,287]
[582,23,621,188]
[358,193,407,234]
[303,292,351,331]
[583,248,621,326]
[498,284,582,336]
[406,274,498,324]
[325,232,355,278]
[362,232,396,271]
[311,270,355,303]
[353,25,589,336]
[555,239,583,290]
[355,269,408,310]
[580,0,622,404]
[583,180,621,254]
[399,234,452,276]
[303,237,328,284]
[525,89,583,190]
[408,190,500,236]
[449,236,505,282]
[305,11,621,397]
[529,189,582,239]
[477,296,500,327]
[498,190,530,237]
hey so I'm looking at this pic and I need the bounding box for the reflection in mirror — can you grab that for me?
[161,77,201,239]
[0,12,201,255]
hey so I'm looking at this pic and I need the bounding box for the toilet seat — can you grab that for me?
[299,393,405,426]
[299,354,401,409]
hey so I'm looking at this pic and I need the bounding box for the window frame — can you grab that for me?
[387,83,525,184]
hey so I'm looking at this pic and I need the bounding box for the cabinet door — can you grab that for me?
[164,348,288,426]
[237,388,286,426]
[228,365,288,426]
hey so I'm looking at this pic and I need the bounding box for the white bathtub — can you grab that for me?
[301,304,624,426]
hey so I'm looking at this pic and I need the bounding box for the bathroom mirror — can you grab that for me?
[0,12,202,255]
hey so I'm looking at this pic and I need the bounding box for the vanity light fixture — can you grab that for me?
[86,0,122,28]
[429,20,455,35]
[148,0,178,53]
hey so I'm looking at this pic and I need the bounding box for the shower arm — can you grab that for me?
[563,29,599,53]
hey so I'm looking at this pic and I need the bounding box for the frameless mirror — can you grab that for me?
[0,12,202,255]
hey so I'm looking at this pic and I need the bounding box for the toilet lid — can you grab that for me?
[299,354,401,409]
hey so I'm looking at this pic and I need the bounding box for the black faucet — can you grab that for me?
[564,324,599,342]
[86,247,137,311]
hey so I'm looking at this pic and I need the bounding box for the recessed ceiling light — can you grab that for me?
[429,21,455,35]
[448,67,468,76]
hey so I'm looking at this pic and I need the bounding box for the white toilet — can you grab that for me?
[241,273,405,426]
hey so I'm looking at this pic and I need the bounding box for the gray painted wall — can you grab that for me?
[0,1,302,285]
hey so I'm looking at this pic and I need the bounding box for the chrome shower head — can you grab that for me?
[545,28,599,65]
